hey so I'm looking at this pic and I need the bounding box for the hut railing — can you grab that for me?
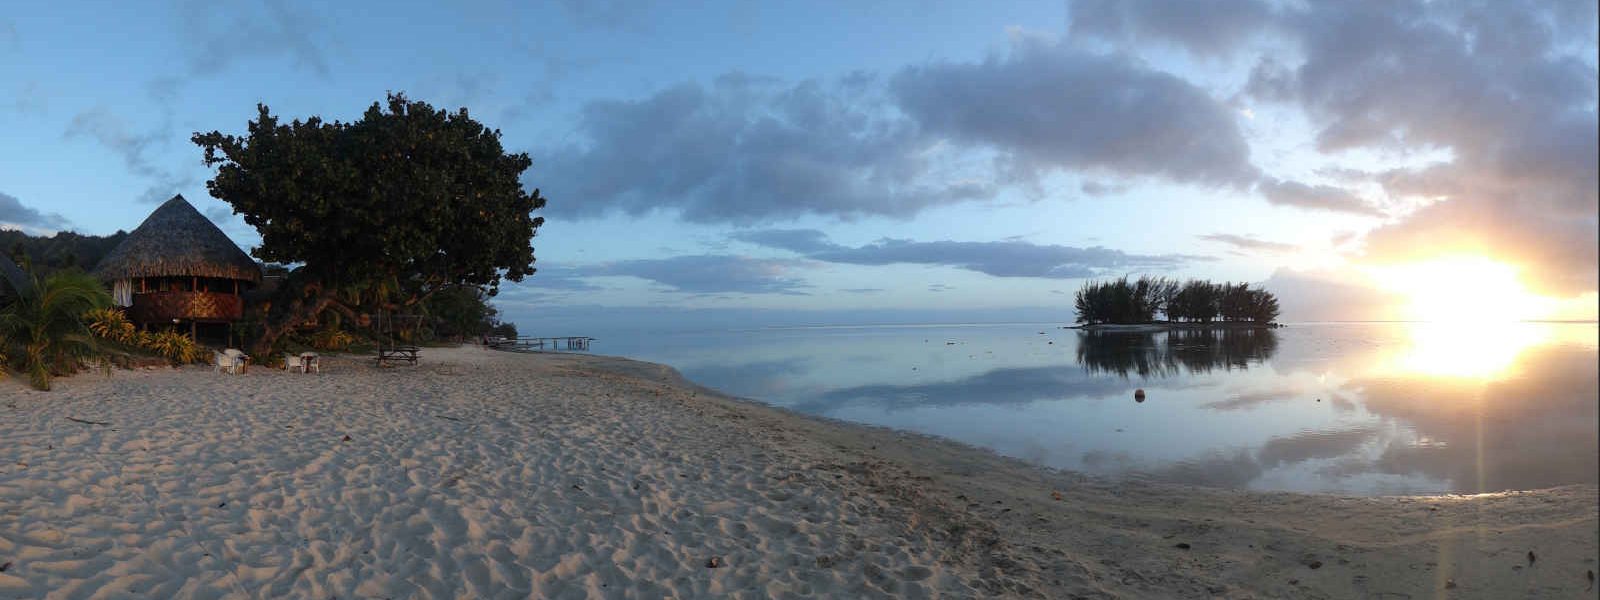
[129,291,243,323]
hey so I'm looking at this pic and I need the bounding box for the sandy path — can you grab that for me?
[1,346,1594,598]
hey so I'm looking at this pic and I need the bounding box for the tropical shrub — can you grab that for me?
[139,330,207,365]
[85,307,209,365]
[308,327,355,351]
[85,307,139,345]
[0,271,111,390]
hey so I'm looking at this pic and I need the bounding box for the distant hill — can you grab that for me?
[0,229,128,275]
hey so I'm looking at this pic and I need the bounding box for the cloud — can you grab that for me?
[203,206,233,224]
[538,73,994,224]
[63,108,195,203]
[64,109,160,176]
[523,265,608,293]
[1360,196,1600,296]
[592,254,810,295]
[1260,267,1405,322]
[736,228,1209,279]
[729,228,836,254]
[554,0,655,32]
[891,36,1259,189]
[0,191,69,230]
[0,19,17,53]
[1069,0,1599,296]
[543,35,1264,225]
[503,304,1078,337]
[1067,0,1278,57]
[1256,178,1383,216]
[1078,181,1128,196]
[1257,0,1595,294]
[9,80,45,115]
[177,0,331,76]
[1197,233,1296,254]
[518,230,1210,303]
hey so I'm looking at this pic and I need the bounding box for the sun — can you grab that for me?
[1365,256,1555,323]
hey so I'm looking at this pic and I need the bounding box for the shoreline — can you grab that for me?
[4,346,1595,597]
[577,351,1598,597]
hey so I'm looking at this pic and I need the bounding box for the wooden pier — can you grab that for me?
[490,336,595,352]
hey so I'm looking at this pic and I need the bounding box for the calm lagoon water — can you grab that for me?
[598,322,1598,496]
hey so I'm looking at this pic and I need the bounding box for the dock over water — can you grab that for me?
[490,336,595,352]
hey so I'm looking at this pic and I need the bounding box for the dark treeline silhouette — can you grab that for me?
[1,230,128,276]
[1074,276,1280,325]
[1076,328,1279,378]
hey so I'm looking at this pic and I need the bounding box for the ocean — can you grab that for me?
[594,322,1599,495]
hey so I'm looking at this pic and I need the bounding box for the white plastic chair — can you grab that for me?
[213,351,239,375]
[300,352,320,374]
[282,353,305,373]
[224,349,249,373]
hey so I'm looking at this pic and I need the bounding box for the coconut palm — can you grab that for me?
[0,270,111,390]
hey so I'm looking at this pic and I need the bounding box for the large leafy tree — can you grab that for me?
[421,285,498,340]
[193,93,546,354]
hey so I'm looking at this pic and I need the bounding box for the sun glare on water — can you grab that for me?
[1393,322,1550,380]
[1363,256,1561,380]
[1366,256,1554,323]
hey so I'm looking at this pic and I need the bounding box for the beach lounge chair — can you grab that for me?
[282,353,305,373]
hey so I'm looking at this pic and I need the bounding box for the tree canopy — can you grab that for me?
[193,93,546,352]
[1075,277,1280,325]
[1,230,128,276]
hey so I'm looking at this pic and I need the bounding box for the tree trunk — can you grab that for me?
[249,294,336,357]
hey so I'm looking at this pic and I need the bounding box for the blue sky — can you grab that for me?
[2,1,1596,332]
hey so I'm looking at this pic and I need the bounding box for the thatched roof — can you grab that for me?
[92,195,262,283]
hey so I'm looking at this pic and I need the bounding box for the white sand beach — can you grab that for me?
[2,346,1595,598]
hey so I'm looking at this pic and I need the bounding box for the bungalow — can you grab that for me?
[91,195,262,340]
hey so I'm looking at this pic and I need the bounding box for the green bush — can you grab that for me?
[139,330,207,365]
[0,271,111,390]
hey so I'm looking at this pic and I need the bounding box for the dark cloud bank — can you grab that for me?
[0,191,69,230]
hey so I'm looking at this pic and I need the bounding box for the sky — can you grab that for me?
[2,0,1596,333]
